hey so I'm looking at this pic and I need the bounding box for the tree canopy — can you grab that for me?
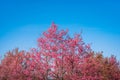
[0,23,120,80]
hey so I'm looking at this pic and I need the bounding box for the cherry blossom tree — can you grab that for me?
[0,23,120,80]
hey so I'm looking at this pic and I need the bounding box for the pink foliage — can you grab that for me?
[0,23,120,80]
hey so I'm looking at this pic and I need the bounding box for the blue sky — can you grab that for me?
[0,0,120,60]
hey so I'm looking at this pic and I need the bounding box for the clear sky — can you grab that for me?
[0,0,120,60]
